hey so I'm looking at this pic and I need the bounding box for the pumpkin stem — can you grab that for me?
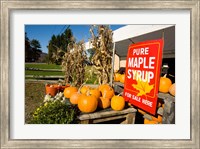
[78,78,89,93]
[163,74,167,78]
[103,90,107,98]
[86,90,91,96]
[117,92,123,96]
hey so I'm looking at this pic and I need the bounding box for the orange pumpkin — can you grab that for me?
[80,85,90,94]
[98,97,111,109]
[78,94,98,113]
[119,74,125,83]
[151,115,162,123]
[89,89,101,99]
[98,84,110,92]
[169,83,175,96]
[144,118,158,124]
[70,92,82,105]
[159,74,172,93]
[101,86,115,99]
[111,95,125,111]
[63,86,78,98]
[114,73,121,82]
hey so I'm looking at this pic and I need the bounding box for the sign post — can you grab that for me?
[123,39,163,115]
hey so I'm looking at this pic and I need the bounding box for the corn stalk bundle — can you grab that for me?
[61,41,87,88]
[89,25,113,84]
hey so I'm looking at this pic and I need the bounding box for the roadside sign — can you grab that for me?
[123,39,163,115]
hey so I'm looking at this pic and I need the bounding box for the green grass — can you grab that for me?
[25,70,64,76]
[25,63,62,69]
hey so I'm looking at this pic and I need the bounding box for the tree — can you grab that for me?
[25,32,32,62]
[30,39,42,61]
[47,27,74,64]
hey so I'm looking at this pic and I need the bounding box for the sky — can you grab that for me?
[25,25,125,53]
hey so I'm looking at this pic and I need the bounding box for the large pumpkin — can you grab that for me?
[159,74,172,93]
[169,83,175,96]
[78,94,98,113]
[63,86,78,98]
[111,95,125,111]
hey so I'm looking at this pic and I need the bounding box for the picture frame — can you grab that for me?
[1,0,199,148]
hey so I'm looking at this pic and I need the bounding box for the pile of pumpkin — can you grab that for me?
[140,74,175,124]
[159,74,175,96]
[63,84,126,113]
[114,73,125,84]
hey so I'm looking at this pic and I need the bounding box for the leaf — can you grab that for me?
[132,79,154,97]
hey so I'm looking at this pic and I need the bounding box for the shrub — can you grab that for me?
[32,101,80,124]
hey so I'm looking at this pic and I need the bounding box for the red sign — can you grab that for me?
[123,39,163,115]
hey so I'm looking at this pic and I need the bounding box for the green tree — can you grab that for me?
[25,32,32,62]
[47,27,74,64]
[30,39,42,61]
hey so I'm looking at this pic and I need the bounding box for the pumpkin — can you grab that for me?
[89,89,101,99]
[169,83,175,96]
[98,96,111,109]
[114,73,121,82]
[111,95,125,111]
[119,74,125,83]
[144,118,158,124]
[159,74,172,93]
[80,85,90,94]
[70,92,82,105]
[151,115,162,123]
[98,84,110,92]
[63,87,78,98]
[101,86,115,99]
[78,94,98,113]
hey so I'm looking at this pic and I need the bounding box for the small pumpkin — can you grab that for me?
[63,86,78,98]
[114,73,121,82]
[89,88,101,99]
[159,74,172,93]
[101,86,115,99]
[78,94,98,113]
[144,118,158,124]
[98,96,111,109]
[111,95,125,111]
[70,92,82,105]
[98,84,110,92]
[119,74,125,83]
[169,83,175,96]
[80,85,90,94]
[151,115,162,123]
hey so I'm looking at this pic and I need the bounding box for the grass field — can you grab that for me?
[25,63,62,69]
[25,63,98,84]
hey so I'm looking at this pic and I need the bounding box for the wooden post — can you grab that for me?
[110,42,116,87]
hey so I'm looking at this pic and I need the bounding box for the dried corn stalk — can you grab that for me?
[89,25,113,84]
[61,41,87,88]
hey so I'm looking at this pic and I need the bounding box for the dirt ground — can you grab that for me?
[25,81,45,123]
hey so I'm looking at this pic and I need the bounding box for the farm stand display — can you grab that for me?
[110,25,175,124]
